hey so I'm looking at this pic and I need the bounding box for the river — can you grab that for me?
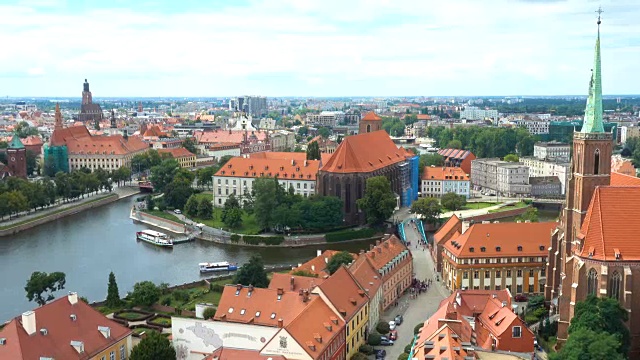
[0,197,374,322]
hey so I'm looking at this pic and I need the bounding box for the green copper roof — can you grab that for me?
[9,135,24,149]
[581,25,604,133]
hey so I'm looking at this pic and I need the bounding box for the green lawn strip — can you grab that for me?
[117,311,149,321]
[0,194,117,230]
[148,317,172,326]
[188,207,260,235]
[463,202,497,210]
[133,327,160,335]
[142,210,185,224]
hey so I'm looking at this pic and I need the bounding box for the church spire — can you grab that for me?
[580,7,604,133]
[111,109,117,129]
[54,103,63,129]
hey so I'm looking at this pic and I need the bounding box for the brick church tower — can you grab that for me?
[7,135,27,178]
[544,13,613,345]
[359,111,382,134]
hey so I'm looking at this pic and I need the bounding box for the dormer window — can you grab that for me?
[255,311,261,317]
[469,247,474,252]
[496,246,501,252]
[480,247,486,252]
[270,312,276,319]
[517,246,523,252]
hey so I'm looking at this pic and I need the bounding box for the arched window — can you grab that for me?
[609,271,621,300]
[594,149,600,175]
[366,124,371,133]
[587,268,598,295]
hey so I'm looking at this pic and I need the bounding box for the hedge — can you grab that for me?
[230,234,241,243]
[325,228,377,242]
[241,235,285,246]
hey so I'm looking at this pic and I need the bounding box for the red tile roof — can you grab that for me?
[348,256,382,299]
[320,131,410,173]
[315,267,368,321]
[285,296,345,358]
[363,235,410,271]
[214,157,320,181]
[0,294,131,360]
[250,151,332,164]
[20,135,43,146]
[194,130,267,145]
[610,171,640,186]
[206,348,286,360]
[66,134,149,156]
[50,125,92,147]
[158,147,195,159]
[143,125,166,137]
[268,273,325,292]
[291,250,356,278]
[361,111,382,121]
[578,186,640,261]
[413,325,471,360]
[422,166,469,181]
[434,215,462,245]
[443,221,557,258]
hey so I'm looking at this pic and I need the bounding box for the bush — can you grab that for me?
[398,354,409,360]
[414,323,424,334]
[230,234,241,243]
[350,353,368,360]
[404,343,413,353]
[161,297,171,306]
[241,235,284,246]
[358,344,374,355]
[376,321,391,335]
[367,332,382,346]
[172,290,190,303]
[210,283,225,292]
[202,307,216,320]
[325,228,377,242]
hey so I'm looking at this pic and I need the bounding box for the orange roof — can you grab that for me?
[363,235,410,272]
[316,267,368,321]
[66,134,149,156]
[578,186,640,261]
[416,114,431,121]
[206,348,286,360]
[21,135,43,146]
[441,290,512,317]
[214,157,320,181]
[194,130,267,145]
[414,325,470,360]
[610,171,640,186]
[321,130,409,173]
[0,294,131,360]
[443,221,557,258]
[285,296,346,358]
[158,147,195,158]
[143,125,166,137]
[611,158,636,176]
[268,273,325,292]
[250,151,332,164]
[434,215,462,245]
[422,166,469,181]
[292,250,355,278]
[214,285,314,327]
[50,125,92,147]
[348,256,382,299]
[361,111,382,121]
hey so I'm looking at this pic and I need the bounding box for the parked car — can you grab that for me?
[388,320,396,331]
[380,339,394,346]
[514,294,528,302]
[389,330,398,341]
[174,209,182,214]
[394,315,404,325]
[374,349,387,359]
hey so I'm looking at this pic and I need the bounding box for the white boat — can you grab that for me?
[199,261,238,273]
[136,230,173,248]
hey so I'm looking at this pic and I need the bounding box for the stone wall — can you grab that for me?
[464,206,530,223]
[130,209,187,234]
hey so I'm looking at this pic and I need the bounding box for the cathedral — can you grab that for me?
[544,15,640,356]
[77,79,104,124]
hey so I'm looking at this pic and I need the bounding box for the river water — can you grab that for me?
[0,197,373,322]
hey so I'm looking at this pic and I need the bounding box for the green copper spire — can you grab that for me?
[9,134,24,149]
[581,8,604,133]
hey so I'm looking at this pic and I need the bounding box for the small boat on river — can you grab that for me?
[136,230,174,248]
[199,261,238,273]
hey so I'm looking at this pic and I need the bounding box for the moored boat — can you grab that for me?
[199,261,238,273]
[136,230,174,247]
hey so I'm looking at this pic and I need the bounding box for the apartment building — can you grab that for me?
[158,147,196,168]
[533,141,570,161]
[471,158,530,197]
[514,119,550,135]
[307,111,345,127]
[421,166,470,198]
[440,221,556,295]
[362,236,412,310]
[460,106,498,121]
[520,157,570,194]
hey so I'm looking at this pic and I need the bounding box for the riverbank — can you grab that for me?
[0,187,140,237]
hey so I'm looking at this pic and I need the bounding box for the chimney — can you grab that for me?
[236,284,243,291]
[248,285,254,293]
[377,247,382,254]
[369,244,374,251]
[375,240,381,246]
[316,249,322,257]
[290,276,295,291]
[277,318,284,328]
[21,311,36,335]
[359,249,365,255]
[68,292,78,305]
[383,241,389,248]
[461,221,471,234]
[371,251,375,259]
[277,288,284,296]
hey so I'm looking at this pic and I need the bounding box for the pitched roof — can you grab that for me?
[578,186,640,261]
[437,148,473,161]
[316,266,368,320]
[9,135,24,149]
[143,125,166,137]
[292,250,356,278]
[434,215,462,245]
[194,130,267,145]
[442,290,512,317]
[415,325,471,360]
[285,296,345,358]
[158,147,195,159]
[21,135,43,146]
[268,273,325,292]
[363,235,410,272]
[66,134,149,156]
[443,221,557,258]
[361,111,382,121]
[610,171,640,186]
[250,151,332,164]
[214,157,320,181]
[214,285,314,327]
[422,166,469,181]
[348,256,382,298]
[49,125,92,147]
[320,130,410,173]
[0,294,131,360]
[206,348,286,360]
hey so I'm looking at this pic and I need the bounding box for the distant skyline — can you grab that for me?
[1,0,639,97]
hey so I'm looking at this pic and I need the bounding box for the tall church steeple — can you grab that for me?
[54,103,63,129]
[111,110,117,129]
[581,7,604,133]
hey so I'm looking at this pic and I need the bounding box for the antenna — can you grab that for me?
[596,6,603,26]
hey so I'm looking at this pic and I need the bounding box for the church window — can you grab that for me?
[587,268,598,295]
[609,271,621,300]
[594,149,600,175]
[367,124,371,133]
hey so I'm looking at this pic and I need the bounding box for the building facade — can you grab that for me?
[533,141,570,161]
[358,111,382,134]
[421,166,470,198]
[307,111,344,127]
[6,135,27,178]
[436,149,476,175]
[471,159,531,196]
[78,79,104,124]
[529,176,562,197]
[348,255,383,331]
[460,106,498,121]
[520,157,570,195]
[270,130,296,152]
[363,236,413,310]
[158,147,196,168]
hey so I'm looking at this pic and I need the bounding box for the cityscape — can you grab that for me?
[1,1,640,360]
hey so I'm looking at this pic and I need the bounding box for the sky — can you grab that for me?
[1,0,639,97]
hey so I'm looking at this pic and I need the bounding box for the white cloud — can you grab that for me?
[0,0,638,96]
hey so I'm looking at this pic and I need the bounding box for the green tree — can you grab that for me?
[418,154,444,176]
[411,197,442,226]
[150,159,180,193]
[357,176,397,225]
[326,251,354,275]
[163,178,193,210]
[253,177,278,229]
[182,138,198,155]
[291,269,318,277]
[318,127,331,139]
[25,150,37,175]
[129,332,176,360]
[398,354,409,360]
[184,195,199,216]
[202,307,216,320]
[376,321,391,334]
[516,207,539,222]
[504,154,519,162]
[306,141,321,160]
[25,271,66,306]
[440,192,466,211]
[130,281,161,307]
[446,139,462,149]
[105,271,121,308]
[550,328,624,360]
[223,207,243,228]
[196,166,215,189]
[234,254,269,288]
[197,197,213,219]
[367,333,382,346]
[350,353,369,360]
[14,122,39,138]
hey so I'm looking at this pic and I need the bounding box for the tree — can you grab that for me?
[129,332,176,360]
[418,154,444,176]
[318,127,331,139]
[398,354,409,360]
[184,195,199,216]
[25,271,66,306]
[14,122,39,138]
[411,197,442,226]
[196,166,215,189]
[550,328,624,360]
[326,251,354,275]
[234,254,269,288]
[106,271,121,308]
[182,138,197,154]
[440,192,466,211]
[253,177,278,229]
[376,321,391,334]
[202,307,216,320]
[150,159,180,193]
[306,141,321,160]
[163,178,193,210]
[26,150,37,175]
[291,269,318,278]
[516,207,539,222]
[446,139,462,149]
[357,176,397,225]
[504,154,519,162]
[350,353,369,360]
[367,333,382,346]
[130,281,161,307]
[197,197,213,219]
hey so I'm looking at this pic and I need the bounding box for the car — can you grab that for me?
[394,315,404,325]
[388,320,396,330]
[389,330,398,341]
[374,349,387,359]
[514,294,528,302]
[380,339,394,346]
[174,209,182,214]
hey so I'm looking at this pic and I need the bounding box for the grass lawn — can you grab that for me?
[143,210,185,224]
[159,278,232,309]
[488,201,529,213]
[463,202,497,210]
[148,317,172,326]
[187,193,261,235]
[133,327,161,336]
[116,311,149,321]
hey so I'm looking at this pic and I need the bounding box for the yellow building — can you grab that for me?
[158,147,197,168]
[0,292,133,359]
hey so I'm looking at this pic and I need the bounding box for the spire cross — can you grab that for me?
[596,6,603,25]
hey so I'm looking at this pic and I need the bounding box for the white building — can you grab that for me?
[460,106,498,121]
[521,157,570,195]
[212,157,319,206]
[421,166,471,199]
[514,119,550,135]
[533,141,570,161]
[204,143,241,161]
[306,111,344,127]
[471,159,531,197]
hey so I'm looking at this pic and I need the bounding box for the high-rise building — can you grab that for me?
[229,96,267,117]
